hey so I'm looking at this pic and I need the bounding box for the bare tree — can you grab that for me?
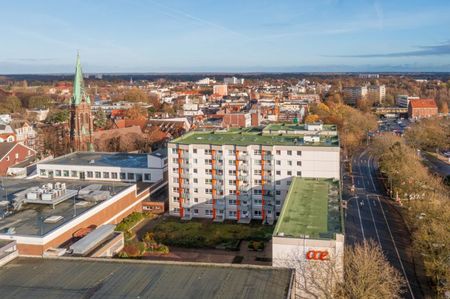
[337,241,405,299]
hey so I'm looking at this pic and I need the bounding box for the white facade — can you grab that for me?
[37,153,167,183]
[272,235,344,298]
[167,143,339,223]
[224,77,244,85]
[396,95,419,108]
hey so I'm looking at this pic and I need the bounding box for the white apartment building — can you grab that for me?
[343,84,385,105]
[343,86,368,105]
[396,95,419,108]
[168,123,340,224]
[224,77,244,85]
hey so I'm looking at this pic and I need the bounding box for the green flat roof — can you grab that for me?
[273,177,342,239]
[171,126,339,147]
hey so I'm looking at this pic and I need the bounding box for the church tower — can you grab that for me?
[70,53,94,151]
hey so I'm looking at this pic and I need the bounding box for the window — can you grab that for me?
[276,150,281,155]
[193,168,198,173]
[276,181,281,185]
[194,159,198,164]
[228,180,236,185]
[87,171,93,178]
[5,156,9,161]
[276,160,281,165]
[144,173,151,181]
[276,171,281,175]
[205,159,212,165]
[205,189,212,194]
[288,161,292,166]
[172,158,178,163]
[193,149,197,154]
[254,179,262,185]
[297,171,302,176]
[228,150,235,155]
[174,208,180,213]
[63,170,69,177]
[15,153,19,159]
[173,177,178,183]
[229,199,236,205]
[287,180,291,186]
[194,198,198,203]
[128,173,135,180]
[276,200,281,205]
[229,211,237,217]
[287,171,292,176]
[71,171,78,177]
[172,197,179,202]
[103,172,109,179]
[287,150,292,155]
[253,189,262,195]
[55,170,62,177]
[95,171,101,178]
[228,160,235,165]
[172,168,177,173]
[193,178,198,183]
[172,148,177,154]
[228,170,236,175]
[229,190,237,195]
[254,210,262,216]
[254,169,262,175]
[254,150,261,155]
[193,209,199,215]
[205,149,212,155]
[205,210,213,216]
[297,161,302,166]
[205,179,212,184]
[40,169,46,176]
[205,169,212,175]
[253,198,262,204]
[297,151,302,156]
[276,190,281,195]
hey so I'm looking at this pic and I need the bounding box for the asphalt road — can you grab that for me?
[421,152,450,178]
[344,148,426,299]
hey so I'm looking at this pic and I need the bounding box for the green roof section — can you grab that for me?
[171,125,339,147]
[71,52,90,106]
[273,177,342,239]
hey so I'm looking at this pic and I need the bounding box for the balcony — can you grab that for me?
[181,153,190,159]
[213,174,224,180]
[263,164,273,170]
[263,155,272,161]
[213,213,225,222]
[238,164,248,171]
[181,173,190,179]
[237,154,248,161]
[213,163,223,170]
[237,175,247,181]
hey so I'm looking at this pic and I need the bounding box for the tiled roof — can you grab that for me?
[409,98,437,109]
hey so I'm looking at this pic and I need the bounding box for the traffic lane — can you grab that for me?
[345,198,365,246]
[365,154,422,298]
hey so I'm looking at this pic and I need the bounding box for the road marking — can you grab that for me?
[367,154,415,299]
[355,196,365,241]
[366,195,381,244]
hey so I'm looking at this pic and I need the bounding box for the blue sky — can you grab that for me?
[1,0,450,73]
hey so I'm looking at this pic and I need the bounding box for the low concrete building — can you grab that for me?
[0,257,295,299]
[272,177,344,298]
[0,179,149,256]
[37,150,167,183]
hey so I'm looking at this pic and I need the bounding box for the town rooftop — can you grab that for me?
[273,177,342,239]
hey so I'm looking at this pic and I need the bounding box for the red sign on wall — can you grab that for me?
[306,250,329,261]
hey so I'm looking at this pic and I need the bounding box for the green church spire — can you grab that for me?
[71,52,90,106]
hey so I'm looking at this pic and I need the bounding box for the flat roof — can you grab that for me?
[39,152,150,168]
[171,126,339,147]
[0,257,292,299]
[263,123,337,132]
[274,178,342,239]
[0,179,132,237]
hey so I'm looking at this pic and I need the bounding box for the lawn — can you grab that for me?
[152,217,274,249]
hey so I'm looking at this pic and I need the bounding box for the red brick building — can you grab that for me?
[408,99,438,119]
[0,142,36,175]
